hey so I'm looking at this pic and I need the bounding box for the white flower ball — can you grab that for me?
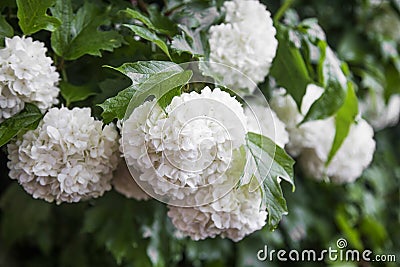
[270,84,326,156]
[120,99,166,171]
[112,161,150,201]
[299,119,376,183]
[0,85,24,121]
[167,179,267,242]
[360,92,400,131]
[271,84,376,183]
[0,36,59,122]
[207,0,278,92]
[121,87,247,201]
[244,101,289,148]
[7,107,119,204]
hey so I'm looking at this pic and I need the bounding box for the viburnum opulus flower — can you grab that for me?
[7,107,119,204]
[167,145,268,241]
[360,91,400,131]
[270,85,328,157]
[167,177,267,241]
[206,0,278,92]
[120,86,290,241]
[0,36,59,122]
[244,101,289,148]
[271,84,376,183]
[120,87,247,202]
[298,119,376,183]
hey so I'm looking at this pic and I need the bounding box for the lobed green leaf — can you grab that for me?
[17,0,61,35]
[51,1,123,60]
[107,60,182,84]
[245,132,295,229]
[126,70,192,114]
[99,61,186,122]
[0,103,43,147]
[98,86,136,123]
[171,25,206,57]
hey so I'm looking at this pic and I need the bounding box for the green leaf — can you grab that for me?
[123,24,171,59]
[302,44,347,123]
[60,81,98,106]
[270,25,311,109]
[0,184,52,249]
[274,0,295,23]
[0,15,13,44]
[326,83,358,165]
[83,192,151,266]
[157,86,182,110]
[83,192,184,266]
[0,0,16,9]
[98,86,136,123]
[147,5,178,35]
[335,205,363,250]
[0,103,43,147]
[106,61,182,84]
[127,70,192,114]
[100,69,191,123]
[92,78,131,105]
[99,61,182,122]
[50,0,73,56]
[360,216,388,247]
[16,0,61,35]
[51,1,123,60]
[384,64,400,101]
[123,7,177,35]
[123,8,155,30]
[185,238,233,266]
[171,25,206,57]
[245,132,295,229]
[169,4,219,30]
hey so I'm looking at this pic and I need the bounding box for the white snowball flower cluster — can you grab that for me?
[168,178,267,242]
[7,107,119,204]
[120,86,278,241]
[360,91,400,131]
[0,36,59,122]
[244,101,289,148]
[270,84,326,156]
[206,0,278,92]
[121,87,247,201]
[271,84,376,183]
[299,119,375,183]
